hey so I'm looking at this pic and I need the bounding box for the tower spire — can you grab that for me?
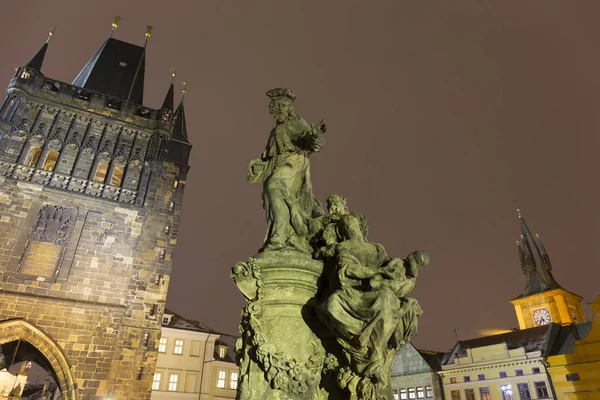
[161,69,176,111]
[172,83,189,143]
[25,28,55,73]
[515,209,560,297]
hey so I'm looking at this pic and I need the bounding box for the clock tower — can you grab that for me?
[509,210,586,329]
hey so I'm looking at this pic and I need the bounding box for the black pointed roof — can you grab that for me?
[172,101,189,143]
[25,39,50,73]
[72,38,146,105]
[162,82,174,111]
[515,212,561,298]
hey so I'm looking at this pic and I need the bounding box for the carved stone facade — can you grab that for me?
[0,37,191,399]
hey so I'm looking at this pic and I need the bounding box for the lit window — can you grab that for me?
[393,389,398,400]
[517,383,531,399]
[451,390,460,400]
[118,61,128,67]
[219,346,227,358]
[534,382,549,399]
[168,373,178,391]
[479,387,491,400]
[24,147,41,167]
[465,389,475,400]
[136,367,144,380]
[143,333,149,346]
[409,388,416,399]
[110,166,124,186]
[152,372,161,390]
[450,377,457,383]
[190,341,200,357]
[425,386,433,398]
[174,339,184,355]
[174,180,179,189]
[169,202,174,211]
[478,374,485,380]
[42,150,59,171]
[158,337,167,353]
[185,374,196,392]
[20,70,31,79]
[217,370,226,388]
[159,249,166,259]
[230,372,238,390]
[515,369,524,376]
[93,162,109,183]
[417,387,424,399]
[165,226,170,234]
[501,384,515,400]
[463,376,471,382]
[400,389,407,400]
[499,371,508,378]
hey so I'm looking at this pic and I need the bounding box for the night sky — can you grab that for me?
[2,1,600,352]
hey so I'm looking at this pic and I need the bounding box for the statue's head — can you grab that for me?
[339,212,369,241]
[267,88,297,123]
[326,194,347,219]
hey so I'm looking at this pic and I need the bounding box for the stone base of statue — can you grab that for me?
[231,251,331,400]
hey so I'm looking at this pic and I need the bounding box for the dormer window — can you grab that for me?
[162,314,173,325]
[218,346,227,359]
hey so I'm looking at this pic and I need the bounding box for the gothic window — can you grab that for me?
[42,80,61,92]
[23,147,42,167]
[18,118,29,131]
[93,163,109,183]
[0,98,15,120]
[75,90,91,101]
[109,166,124,186]
[42,150,59,171]
[19,69,31,79]
[34,122,47,136]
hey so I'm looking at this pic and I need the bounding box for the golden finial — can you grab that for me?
[171,69,176,82]
[145,25,153,40]
[517,208,522,218]
[47,27,55,43]
[520,234,524,239]
[112,16,121,31]
[182,82,187,96]
[535,233,540,239]
[516,240,519,245]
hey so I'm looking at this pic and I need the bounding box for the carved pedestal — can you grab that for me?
[231,251,328,400]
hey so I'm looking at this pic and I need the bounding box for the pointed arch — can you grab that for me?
[0,319,77,399]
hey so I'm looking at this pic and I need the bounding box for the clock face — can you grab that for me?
[533,308,551,326]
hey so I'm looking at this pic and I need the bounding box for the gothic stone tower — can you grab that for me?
[0,26,191,400]
[510,210,586,330]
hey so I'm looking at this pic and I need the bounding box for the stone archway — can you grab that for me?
[0,318,77,399]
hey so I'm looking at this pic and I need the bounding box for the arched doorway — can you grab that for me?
[0,319,77,399]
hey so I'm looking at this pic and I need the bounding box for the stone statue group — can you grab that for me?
[232,88,429,400]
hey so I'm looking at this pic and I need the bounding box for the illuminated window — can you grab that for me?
[230,372,238,390]
[143,333,149,346]
[165,226,170,234]
[393,389,398,400]
[450,377,457,383]
[479,387,491,400]
[110,166,124,186]
[168,373,178,391]
[42,150,59,171]
[217,370,226,388]
[20,70,31,79]
[152,372,161,390]
[400,389,407,400]
[465,389,475,400]
[517,383,532,399]
[169,202,174,211]
[219,346,227,358]
[185,374,196,392]
[136,367,144,380]
[534,382,549,399]
[93,162,108,183]
[173,339,184,355]
[417,387,425,399]
[451,390,460,400]
[24,147,41,167]
[173,180,179,189]
[501,384,515,400]
[425,386,433,398]
[159,249,166,259]
[158,337,167,353]
[409,388,416,399]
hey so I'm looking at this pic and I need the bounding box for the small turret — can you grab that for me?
[24,29,54,73]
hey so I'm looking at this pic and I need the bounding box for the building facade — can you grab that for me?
[547,295,600,399]
[0,22,191,400]
[150,310,238,400]
[390,343,445,400]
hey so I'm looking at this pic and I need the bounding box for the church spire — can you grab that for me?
[25,28,54,73]
[515,209,560,298]
[161,70,176,111]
